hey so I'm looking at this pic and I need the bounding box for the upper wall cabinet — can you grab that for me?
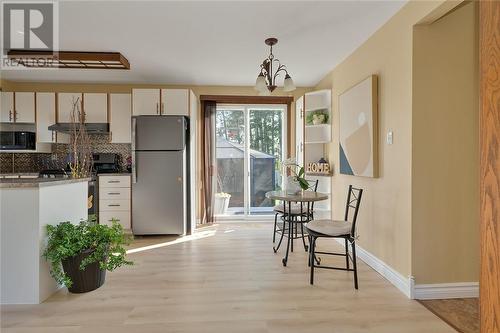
[132,89,160,115]
[14,92,35,123]
[132,88,192,116]
[83,93,107,123]
[58,93,83,123]
[1,92,14,122]
[0,92,35,123]
[109,93,131,143]
[161,89,189,116]
[36,92,56,143]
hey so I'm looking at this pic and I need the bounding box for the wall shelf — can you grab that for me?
[306,172,333,177]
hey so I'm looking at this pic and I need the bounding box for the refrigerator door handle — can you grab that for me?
[131,117,137,184]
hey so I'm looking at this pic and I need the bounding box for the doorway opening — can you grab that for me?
[213,104,287,219]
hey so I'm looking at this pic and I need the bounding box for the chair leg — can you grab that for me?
[300,222,308,252]
[310,236,317,285]
[290,217,294,253]
[345,238,350,269]
[273,217,286,253]
[308,235,312,267]
[351,239,358,289]
[273,213,278,243]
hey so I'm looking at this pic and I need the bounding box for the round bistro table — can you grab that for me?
[265,190,329,266]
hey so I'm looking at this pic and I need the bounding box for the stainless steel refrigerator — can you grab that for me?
[131,116,189,235]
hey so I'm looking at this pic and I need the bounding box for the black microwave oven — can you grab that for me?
[0,131,36,150]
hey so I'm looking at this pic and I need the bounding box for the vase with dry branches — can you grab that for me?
[69,98,93,178]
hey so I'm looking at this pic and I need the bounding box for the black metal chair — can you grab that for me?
[272,179,319,247]
[306,185,363,289]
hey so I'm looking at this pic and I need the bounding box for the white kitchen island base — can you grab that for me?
[0,179,88,304]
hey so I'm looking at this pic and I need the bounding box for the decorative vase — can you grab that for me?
[286,176,300,194]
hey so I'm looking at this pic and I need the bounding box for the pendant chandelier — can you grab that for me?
[255,37,296,95]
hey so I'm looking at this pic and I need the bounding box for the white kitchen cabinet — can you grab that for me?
[99,211,131,229]
[14,92,35,123]
[109,93,131,143]
[83,93,107,123]
[57,93,82,123]
[132,89,160,115]
[99,175,131,230]
[161,89,189,116]
[1,92,14,122]
[36,93,56,143]
[99,175,131,188]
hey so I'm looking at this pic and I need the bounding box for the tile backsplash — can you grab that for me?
[0,135,131,173]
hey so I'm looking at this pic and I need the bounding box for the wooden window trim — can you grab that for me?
[199,95,293,158]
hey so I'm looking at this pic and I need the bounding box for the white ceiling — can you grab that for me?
[2,1,407,86]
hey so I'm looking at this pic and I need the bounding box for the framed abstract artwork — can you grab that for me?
[339,75,378,178]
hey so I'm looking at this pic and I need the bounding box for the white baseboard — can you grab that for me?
[335,239,412,298]
[334,239,479,300]
[413,282,479,300]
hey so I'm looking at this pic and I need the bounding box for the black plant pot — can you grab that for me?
[61,248,106,293]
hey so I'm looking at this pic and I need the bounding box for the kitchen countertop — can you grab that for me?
[97,173,131,176]
[0,177,91,188]
[0,173,40,178]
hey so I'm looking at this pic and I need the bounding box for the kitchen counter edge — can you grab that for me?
[0,177,92,189]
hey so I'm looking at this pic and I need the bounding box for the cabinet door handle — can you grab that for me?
[108,219,120,222]
[108,180,120,183]
[14,110,17,122]
[107,192,120,195]
[161,102,165,115]
[156,102,159,114]
[9,110,12,122]
[108,204,121,207]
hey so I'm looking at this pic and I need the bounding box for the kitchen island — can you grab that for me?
[0,177,89,304]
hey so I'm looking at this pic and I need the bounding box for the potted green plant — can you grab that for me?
[43,217,132,293]
[214,173,231,214]
[306,109,329,125]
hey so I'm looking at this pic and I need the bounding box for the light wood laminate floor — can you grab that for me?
[1,223,455,333]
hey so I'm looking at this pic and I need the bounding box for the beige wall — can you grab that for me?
[314,0,453,278]
[412,1,479,284]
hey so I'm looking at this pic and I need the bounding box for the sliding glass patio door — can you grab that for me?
[214,105,286,218]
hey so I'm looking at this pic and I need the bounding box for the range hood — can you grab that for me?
[48,123,109,134]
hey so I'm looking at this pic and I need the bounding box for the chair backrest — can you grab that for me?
[306,179,319,211]
[307,179,319,192]
[344,185,363,236]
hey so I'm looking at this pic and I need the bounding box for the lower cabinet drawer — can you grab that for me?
[99,175,131,188]
[100,188,130,200]
[99,199,130,211]
[99,211,131,229]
